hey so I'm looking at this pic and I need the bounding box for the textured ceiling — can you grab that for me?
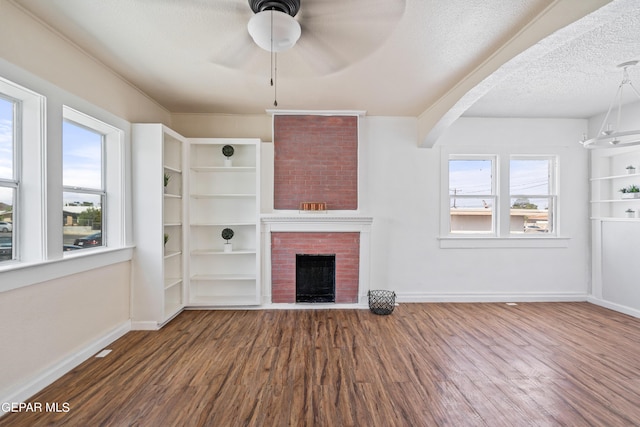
[463,0,640,119]
[10,0,637,121]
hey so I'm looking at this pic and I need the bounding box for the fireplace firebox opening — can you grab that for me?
[296,254,336,303]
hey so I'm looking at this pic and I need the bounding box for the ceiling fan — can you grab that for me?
[211,0,406,75]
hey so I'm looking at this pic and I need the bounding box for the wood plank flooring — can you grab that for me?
[3,302,640,426]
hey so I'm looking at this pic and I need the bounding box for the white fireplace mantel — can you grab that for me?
[261,214,373,307]
[261,214,373,232]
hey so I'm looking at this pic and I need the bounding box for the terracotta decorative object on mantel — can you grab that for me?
[300,202,327,212]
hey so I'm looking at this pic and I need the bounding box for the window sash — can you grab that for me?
[450,195,497,234]
[63,110,108,251]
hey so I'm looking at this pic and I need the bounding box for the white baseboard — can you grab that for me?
[1,320,131,415]
[396,292,589,303]
[130,320,160,331]
[587,296,640,319]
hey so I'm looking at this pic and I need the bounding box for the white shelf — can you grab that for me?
[591,172,640,181]
[191,250,256,255]
[164,165,182,174]
[191,193,256,199]
[191,222,256,227]
[592,217,640,221]
[164,277,182,290]
[591,199,640,203]
[191,166,256,173]
[163,222,182,227]
[189,295,258,306]
[164,250,182,259]
[191,274,257,281]
[164,193,182,199]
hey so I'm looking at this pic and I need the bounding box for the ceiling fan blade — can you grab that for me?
[299,0,405,22]
[210,31,260,69]
[293,28,347,75]
[292,0,405,75]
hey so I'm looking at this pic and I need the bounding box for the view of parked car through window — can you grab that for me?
[62,120,104,251]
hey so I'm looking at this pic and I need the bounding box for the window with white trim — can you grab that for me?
[509,156,556,235]
[63,119,105,250]
[0,95,17,262]
[446,154,557,237]
[449,156,496,234]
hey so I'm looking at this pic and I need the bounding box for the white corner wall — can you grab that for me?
[364,116,591,301]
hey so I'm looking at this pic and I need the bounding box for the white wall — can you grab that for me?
[172,113,272,141]
[364,116,591,301]
[0,264,130,403]
[0,1,169,406]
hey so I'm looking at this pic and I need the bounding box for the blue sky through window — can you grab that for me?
[63,120,102,206]
[449,159,492,199]
[0,98,13,207]
[450,158,551,209]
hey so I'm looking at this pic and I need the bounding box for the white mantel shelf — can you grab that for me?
[261,214,373,232]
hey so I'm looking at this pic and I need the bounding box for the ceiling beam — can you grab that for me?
[417,0,612,148]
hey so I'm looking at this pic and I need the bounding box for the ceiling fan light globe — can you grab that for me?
[247,10,301,53]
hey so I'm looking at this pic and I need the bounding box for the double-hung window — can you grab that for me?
[446,153,557,238]
[63,113,105,250]
[0,95,17,262]
[509,156,556,234]
[448,156,496,234]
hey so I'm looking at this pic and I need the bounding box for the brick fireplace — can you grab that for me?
[263,113,371,306]
[262,216,373,305]
[271,232,359,303]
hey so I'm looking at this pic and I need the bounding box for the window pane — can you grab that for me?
[0,187,14,261]
[63,121,102,189]
[510,159,549,195]
[63,192,103,250]
[450,197,493,233]
[449,159,492,195]
[0,97,13,180]
[510,197,553,234]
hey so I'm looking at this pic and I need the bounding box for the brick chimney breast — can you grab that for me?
[273,115,358,210]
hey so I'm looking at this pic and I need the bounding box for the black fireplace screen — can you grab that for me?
[296,254,336,303]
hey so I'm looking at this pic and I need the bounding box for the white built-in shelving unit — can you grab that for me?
[132,124,186,329]
[187,138,261,306]
[590,145,640,220]
[590,144,640,316]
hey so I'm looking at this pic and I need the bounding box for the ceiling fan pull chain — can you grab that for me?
[270,9,274,87]
[274,52,278,107]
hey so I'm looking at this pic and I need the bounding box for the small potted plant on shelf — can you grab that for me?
[164,173,171,193]
[222,145,234,167]
[222,227,234,252]
[626,208,636,218]
[619,184,640,199]
[627,165,636,174]
[164,233,169,247]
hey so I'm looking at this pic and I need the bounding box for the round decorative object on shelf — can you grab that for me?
[222,145,235,158]
[221,228,234,241]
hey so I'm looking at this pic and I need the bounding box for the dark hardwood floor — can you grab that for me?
[3,302,640,426]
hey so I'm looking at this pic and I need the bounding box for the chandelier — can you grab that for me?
[581,60,640,148]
